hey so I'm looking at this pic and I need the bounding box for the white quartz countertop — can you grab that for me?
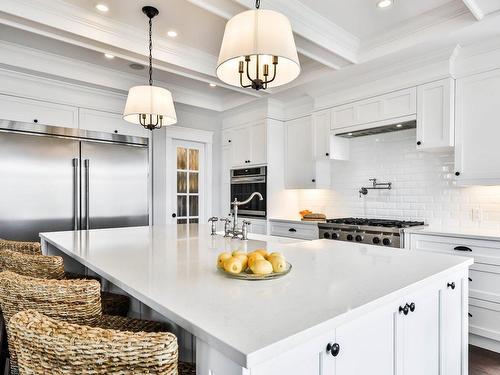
[268,217,324,225]
[404,226,500,241]
[40,225,472,368]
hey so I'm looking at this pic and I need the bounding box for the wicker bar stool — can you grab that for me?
[9,310,179,374]
[0,249,130,317]
[0,239,41,256]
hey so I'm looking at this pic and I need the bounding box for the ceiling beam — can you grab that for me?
[462,0,485,20]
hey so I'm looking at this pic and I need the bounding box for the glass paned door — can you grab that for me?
[173,140,204,224]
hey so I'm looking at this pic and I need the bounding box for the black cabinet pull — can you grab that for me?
[325,152,330,156]
[114,130,118,134]
[172,213,177,218]
[399,305,409,315]
[326,343,340,357]
[228,139,232,143]
[312,179,316,183]
[455,172,460,176]
[469,277,472,282]
[447,282,456,290]
[409,302,416,312]
[288,228,297,233]
[468,313,473,318]
[417,141,422,146]
[33,119,38,123]
[454,246,472,252]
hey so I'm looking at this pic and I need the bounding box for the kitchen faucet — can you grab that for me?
[225,192,264,239]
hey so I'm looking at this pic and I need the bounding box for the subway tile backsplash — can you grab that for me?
[297,129,500,230]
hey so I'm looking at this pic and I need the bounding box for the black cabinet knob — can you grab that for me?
[228,139,232,143]
[399,305,409,315]
[114,130,118,134]
[172,213,177,218]
[33,119,38,123]
[469,312,473,318]
[447,282,456,290]
[312,179,316,183]
[409,302,416,312]
[325,152,330,156]
[469,277,472,282]
[455,172,460,176]
[417,141,422,146]
[326,343,340,357]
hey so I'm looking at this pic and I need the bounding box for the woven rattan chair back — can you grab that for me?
[0,239,41,256]
[0,250,65,280]
[9,310,179,374]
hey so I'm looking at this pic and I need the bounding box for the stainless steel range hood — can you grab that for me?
[335,120,416,138]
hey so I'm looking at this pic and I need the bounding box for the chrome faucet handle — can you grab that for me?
[241,220,251,240]
[220,218,232,237]
[208,217,218,235]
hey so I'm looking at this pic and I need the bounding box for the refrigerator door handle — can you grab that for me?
[84,159,90,230]
[72,158,79,230]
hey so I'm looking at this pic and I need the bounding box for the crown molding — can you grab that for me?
[0,40,225,112]
[462,0,485,20]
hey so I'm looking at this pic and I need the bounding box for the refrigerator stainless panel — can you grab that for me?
[0,119,149,147]
[81,141,149,230]
[0,132,80,241]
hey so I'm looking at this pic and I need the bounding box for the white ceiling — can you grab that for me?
[298,0,457,38]
[0,0,500,111]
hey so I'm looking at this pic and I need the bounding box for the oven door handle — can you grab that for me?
[231,177,266,184]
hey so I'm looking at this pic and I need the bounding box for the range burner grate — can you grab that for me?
[326,218,424,228]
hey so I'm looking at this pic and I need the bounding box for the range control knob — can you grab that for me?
[331,233,339,240]
[355,235,364,242]
[323,232,331,239]
[372,237,381,245]
[383,238,392,246]
[346,234,354,241]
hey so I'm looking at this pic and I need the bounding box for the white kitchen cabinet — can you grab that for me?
[455,69,500,185]
[78,108,149,138]
[312,110,350,162]
[331,87,417,131]
[269,219,319,240]
[224,121,267,168]
[0,94,78,129]
[417,78,455,150]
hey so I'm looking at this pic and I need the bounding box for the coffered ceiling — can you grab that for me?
[0,0,500,111]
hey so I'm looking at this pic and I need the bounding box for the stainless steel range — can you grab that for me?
[318,218,425,248]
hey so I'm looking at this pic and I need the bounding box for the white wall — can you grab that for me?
[295,129,500,230]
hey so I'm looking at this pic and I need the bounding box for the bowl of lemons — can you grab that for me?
[217,249,292,280]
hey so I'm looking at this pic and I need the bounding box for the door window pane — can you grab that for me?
[177,219,187,224]
[177,147,187,169]
[189,195,199,217]
[177,172,187,193]
[189,149,199,171]
[177,196,187,217]
[189,218,199,224]
[189,173,199,193]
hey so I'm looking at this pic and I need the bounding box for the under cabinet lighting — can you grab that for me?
[167,30,178,38]
[396,124,402,128]
[104,53,115,59]
[377,0,393,8]
[347,133,353,136]
[209,83,217,87]
[95,4,109,12]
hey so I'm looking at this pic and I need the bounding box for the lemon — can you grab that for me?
[253,249,269,258]
[250,259,273,275]
[247,253,265,269]
[232,250,246,257]
[217,252,232,269]
[223,257,243,274]
[266,252,285,261]
[270,256,287,273]
[233,254,248,270]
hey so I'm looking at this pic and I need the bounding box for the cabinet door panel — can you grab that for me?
[313,110,331,160]
[79,108,149,137]
[417,79,454,150]
[285,117,314,189]
[455,69,500,184]
[357,100,382,124]
[0,94,78,128]
[249,121,267,165]
[383,88,416,119]
[331,105,356,129]
[335,305,394,375]
[231,125,251,167]
[397,288,439,375]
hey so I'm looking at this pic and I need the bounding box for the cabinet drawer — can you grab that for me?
[0,94,78,128]
[470,264,500,304]
[269,221,318,240]
[410,234,499,266]
[469,298,500,342]
[79,108,149,138]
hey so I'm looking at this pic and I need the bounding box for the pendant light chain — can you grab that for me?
[148,16,153,86]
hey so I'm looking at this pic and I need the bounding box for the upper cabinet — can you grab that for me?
[222,120,267,169]
[312,110,331,160]
[416,78,455,151]
[331,87,416,131]
[455,69,500,185]
[285,116,316,189]
[0,94,78,129]
[79,108,149,138]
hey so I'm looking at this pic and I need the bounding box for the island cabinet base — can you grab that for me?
[199,268,469,375]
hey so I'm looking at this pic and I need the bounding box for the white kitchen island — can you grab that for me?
[40,224,473,375]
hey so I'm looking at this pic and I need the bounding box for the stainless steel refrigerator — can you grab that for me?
[0,120,149,241]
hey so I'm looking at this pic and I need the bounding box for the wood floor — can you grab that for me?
[470,345,500,375]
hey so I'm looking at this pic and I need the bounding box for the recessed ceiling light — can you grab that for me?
[167,30,178,38]
[347,133,353,136]
[95,4,109,12]
[396,124,402,128]
[377,0,393,9]
[209,83,217,87]
[104,53,115,59]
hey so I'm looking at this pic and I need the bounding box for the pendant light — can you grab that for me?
[216,0,300,91]
[123,6,177,130]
